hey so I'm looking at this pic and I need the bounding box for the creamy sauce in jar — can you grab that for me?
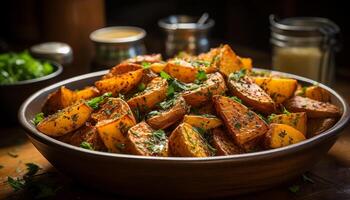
[90,26,146,43]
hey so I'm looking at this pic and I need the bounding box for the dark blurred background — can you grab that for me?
[0,0,348,78]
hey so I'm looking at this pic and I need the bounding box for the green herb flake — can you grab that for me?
[137,83,146,92]
[230,96,242,104]
[234,122,242,129]
[160,71,172,80]
[7,177,25,191]
[195,70,207,82]
[86,92,112,109]
[25,163,40,177]
[146,129,167,154]
[267,114,276,123]
[31,112,45,125]
[302,174,315,184]
[80,141,94,150]
[288,185,300,193]
[141,62,151,69]
[282,107,291,115]
[229,69,247,81]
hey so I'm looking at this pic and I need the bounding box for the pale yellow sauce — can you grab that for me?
[94,29,141,40]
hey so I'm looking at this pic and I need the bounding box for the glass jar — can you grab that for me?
[158,15,214,58]
[270,15,340,85]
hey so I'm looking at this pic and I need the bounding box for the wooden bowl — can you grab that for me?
[18,69,350,199]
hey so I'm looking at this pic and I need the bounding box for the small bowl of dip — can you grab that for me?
[90,26,147,70]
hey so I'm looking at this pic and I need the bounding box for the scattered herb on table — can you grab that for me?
[8,151,18,158]
[288,184,300,193]
[302,173,315,184]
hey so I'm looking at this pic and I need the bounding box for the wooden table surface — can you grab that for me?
[1,78,349,200]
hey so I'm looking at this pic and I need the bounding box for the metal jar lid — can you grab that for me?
[30,42,73,65]
[158,15,215,32]
[270,15,340,48]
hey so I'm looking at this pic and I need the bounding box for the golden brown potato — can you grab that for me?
[75,86,100,100]
[103,63,142,79]
[96,114,136,153]
[253,77,297,104]
[58,124,106,151]
[228,72,275,114]
[121,54,162,64]
[169,123,212,157]
[183,114,222,130]
[95,69,144,95]
[150,62,167,73]
[182,72,227,107]
[264,123,306,149]
[146,96,188,130]
[213,95,268,151]
[127,77,168,112]
[307,118,337,138]
[295,85,331,103]
[164,59,198,83]
[268,112,307,135]
[91,98,136,123]
[37,101,93,137]
[284,96,341,118]
[211,128,243,156]
[42,86,77,115]
[190,103,216,115]
[126,122,168,156]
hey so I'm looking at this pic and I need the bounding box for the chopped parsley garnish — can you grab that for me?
[191,60,211,68]
[86,92,112,109]
[195,70,207,83]
[288,185,300,193]
[137,83,146,92]
[146,110,161,118]
[25,163,40,177]
[7,177,25,191]
[159,98,176,110]
[230,96,242,104]
[160,71,172,80]
[234,122,242,129]
[166,84,175,97]
[229,69,247,81]
[80,141,94,150]
[258,113,269,124]
[282,107,291,115]
[141,62,151,69]
[31,112,45,125]
[115,143,125,151]
[146,130,167,154]
[267,114,276,123]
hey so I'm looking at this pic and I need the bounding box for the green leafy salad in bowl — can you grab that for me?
[0,51,54,84]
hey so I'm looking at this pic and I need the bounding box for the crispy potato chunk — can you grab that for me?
[253,77,297,104]
[211,128,243,156]
[295,85,331,103]
[164,59,198,83]
[37,101,93,137]
[75,86,100,100]
[284,96,341,118]
[42,86,77,115]
[103,63,142,79]
[95,69,143,95]
[146,96,188,130]
[58,124,106,151]
[268,112,307,135]
[264,123,306,148]
[183,115,222,130]
[169,123,211,157]
[307,118,337,138]
[182,72,227,107]
[96,115,136,153]
[150,62,167,73]
[213,95,268,151]
[127,77,168,112]
[91,98,136,123]
[126,122,168,156]
[228,73,275,114]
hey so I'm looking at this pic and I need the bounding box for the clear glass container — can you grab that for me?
[270,15,340,85]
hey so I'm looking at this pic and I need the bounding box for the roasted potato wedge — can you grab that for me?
[164,59,198,83]
[103,63,142,79]
[91,98,136,123]
[253,77,297,104]
[182,72,227,107]
[95,69,144,95]
[121,54,162,64]
[126,122,168,156]
[268,112,307,135]
[146,96,188,130]
[37,101,93,137]
[284,96,341,118]
[295,85,331,103]
[96,114,136,153]
[127,77,168,112]
[169,123,211,157]
[75,86,100,100]
[228,71,275,114]
[213,95,268,150]
[264,123,306,148]
[42,86,77,115]
[183,114,222,130]
[307,118,337,138]
[211,128,243,156]
[150,62,167,73]
[58,124,106,151]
